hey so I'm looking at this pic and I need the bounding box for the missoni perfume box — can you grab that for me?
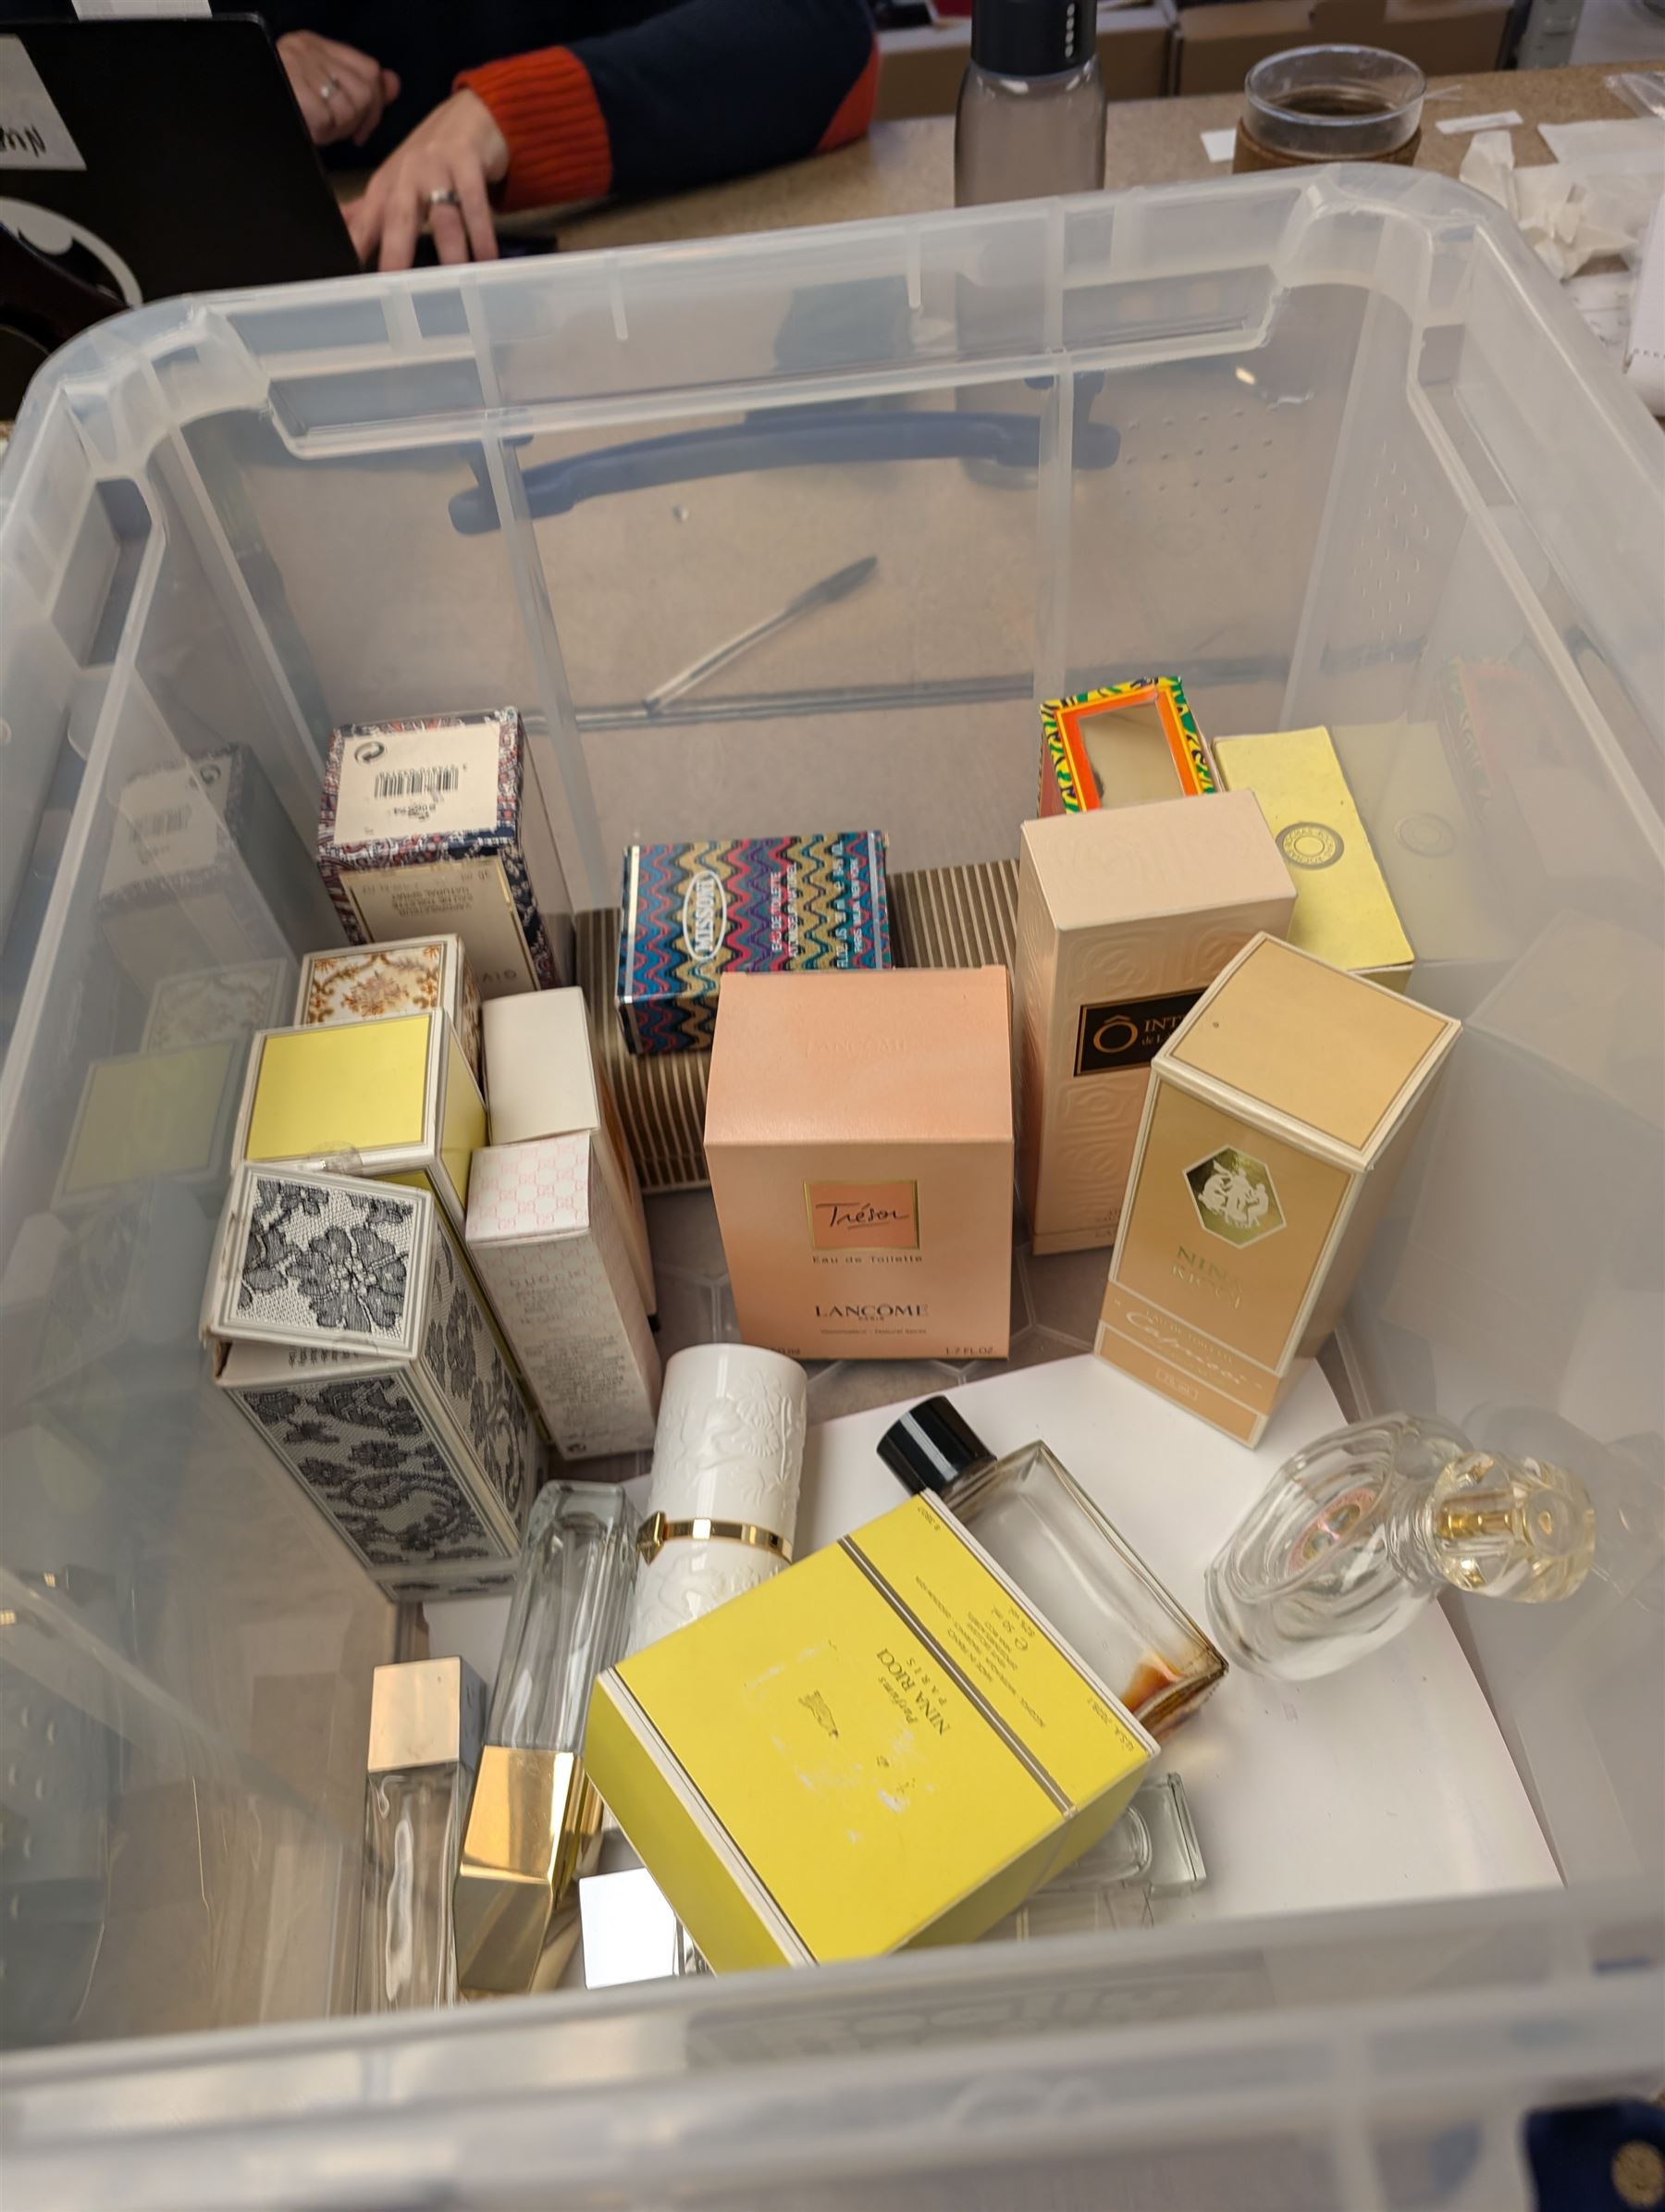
[206,1164,540,1596]
[1015,792,1293,1256]
[317,709,572,995]
[296,933,483,1084]
[1096,935,1460,1445]
[1038,677,1217,817]
[617,832,892,1056]
[465,1132,661,1462]
[586,1491,1156,1971]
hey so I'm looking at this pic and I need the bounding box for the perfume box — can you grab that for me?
[1096,934,1460,1445]
[296,933,483,1085]
[618,832,892,1056]
[316,709,572,996]
[482,988,656,1316]
[230,1010,485,1235]
[1212,727,1414,989]
[586,1490,1157,1971]
[99,746,331,995]
[705,968,1014,1362]
[1038,677,1217,817]
[465,1132,661,1462]
[206,1164,540,1596]
[142,959,293,1053]
[55,1039,244,1212]
[1015,792,1294,1256]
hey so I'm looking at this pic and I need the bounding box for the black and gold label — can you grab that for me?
[1074,990,1201,1075]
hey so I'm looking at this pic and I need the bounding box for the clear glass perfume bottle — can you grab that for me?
[877,1398,1227,1737]
[356,1657,485,2015]
[983,1773,1207,1942]
[453,1482,637,1996]
[1205,1414,1597,1682]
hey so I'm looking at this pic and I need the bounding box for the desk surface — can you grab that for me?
[559,63,1639,253]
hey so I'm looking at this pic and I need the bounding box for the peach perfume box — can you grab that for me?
[1015,792,1294,1256]
[1096,935,1460,1445]
[705,970,1013,1362]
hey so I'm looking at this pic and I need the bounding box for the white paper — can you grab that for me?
[1460,130,1646,280]
[0,36,86,171]
[1201,128,1236,164]
[1437,109,1523,136]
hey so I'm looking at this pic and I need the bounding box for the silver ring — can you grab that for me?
[318,76,339,102]
[426,188,462,209]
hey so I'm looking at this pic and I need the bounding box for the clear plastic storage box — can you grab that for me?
[1,167,1661,2209]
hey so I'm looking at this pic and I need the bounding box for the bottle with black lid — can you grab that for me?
[955,0,1107,208]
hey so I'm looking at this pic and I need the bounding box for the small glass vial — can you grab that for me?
[1206,1414,1597,1681]
[877,1397,1226,1736]
[356,1657,486,2014]
[956,0,1106,209]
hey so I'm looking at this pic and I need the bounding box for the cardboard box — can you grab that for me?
[296,933,483,1084]
[1095,934,1460,1443]
[877,3,1175,117]
[465,1132,662,1462]
[231,1010,485,1235]
[1015,791,1294,1255]
[586,1490,1157,1971]
[705,968,1014,1362]
[1171,0,1507,97]
[482,988,656,1315]
[206,1165,540,1597]
[1213,727,1413,988]
[618,832,892,1057]
[317,708,572,995]
[1040,677,1218,817]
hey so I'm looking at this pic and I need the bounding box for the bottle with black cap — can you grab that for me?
[877,1396,1226,1736]
[956,0,1107,208]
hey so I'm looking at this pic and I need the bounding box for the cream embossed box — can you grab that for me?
[296,933,483,1083]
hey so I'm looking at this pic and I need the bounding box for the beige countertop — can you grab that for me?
[557,63,1640,253]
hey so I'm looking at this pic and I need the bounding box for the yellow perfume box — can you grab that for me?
[1096,935,1460,1445]
[1213,726,1414,988]
[231,1009,485,1232]
[586,1492,1157,1972]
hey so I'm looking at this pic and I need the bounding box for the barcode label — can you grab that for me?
[374,766,460,800]
[136,806,191,839]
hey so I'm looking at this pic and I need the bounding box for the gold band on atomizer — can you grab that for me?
[635,1512,794,1568]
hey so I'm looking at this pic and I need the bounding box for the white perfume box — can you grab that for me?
[465,1132,661,1462]
[295,933,483,1084]
[482,988,656,1315]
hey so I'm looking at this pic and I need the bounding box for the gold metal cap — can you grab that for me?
[452,1747,604,1996]
[367,1656,486,1775]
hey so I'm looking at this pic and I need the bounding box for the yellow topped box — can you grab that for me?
[231,1009,484,1232]
[586,1492,1156,1972]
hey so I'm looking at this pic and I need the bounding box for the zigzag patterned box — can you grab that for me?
[616,833,892,1057]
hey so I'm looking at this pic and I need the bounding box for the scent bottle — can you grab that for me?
[877,1397,1226,1736]
[356,1657,486,2014]
[985,1773,1207,1942]
[1205,1414,1597,1682]
[956,0,1107,208]
[453,1482,636,1996]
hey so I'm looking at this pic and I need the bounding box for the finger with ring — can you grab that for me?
[319,76,339,102]
[427,188,462,208]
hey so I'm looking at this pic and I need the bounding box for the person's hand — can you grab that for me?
[278,31,399,147]
[345,92,508,270]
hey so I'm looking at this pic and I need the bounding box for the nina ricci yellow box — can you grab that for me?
[586,1491,1156,1971]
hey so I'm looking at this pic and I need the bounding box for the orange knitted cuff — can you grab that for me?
[457,47,613,212]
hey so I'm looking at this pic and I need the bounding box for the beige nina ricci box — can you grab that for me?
[705,969,1014,1361]
[1096,935,1460,1444]
[1015,791,1295,1256]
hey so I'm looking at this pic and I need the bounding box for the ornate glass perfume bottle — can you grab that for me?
[877,1397,1226,1736]
[1205,1415,1597,1681]
[453,1481,636,1997]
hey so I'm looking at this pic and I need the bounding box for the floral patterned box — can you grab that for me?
[316,709,572,998]
[295,933,483,1084]
[207,1165,541,1594]
[142,958,294,1053]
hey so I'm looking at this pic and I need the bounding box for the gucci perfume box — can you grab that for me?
[482,988,655,1316]
[317,709,572,996]
[1096,935,1460,1445]
[1015,792,1293,1256]
[705,968,1013,1362]
[465,1131,661,1462]
[1038,677,1217,816]
[586,1490,1156,1971]
[617,832,892,1056]
[230,1009,485,1235]
[296,933,483,1084]
[1213,727,1413,989]
[206,1164,540,1596]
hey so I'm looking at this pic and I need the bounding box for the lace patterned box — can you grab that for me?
[295,933,483,1083]
[205,1164,540,1596]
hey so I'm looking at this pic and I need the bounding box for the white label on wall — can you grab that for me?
[0,38,86,171]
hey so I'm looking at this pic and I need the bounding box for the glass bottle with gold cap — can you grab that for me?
[1205,1414,1597,1680]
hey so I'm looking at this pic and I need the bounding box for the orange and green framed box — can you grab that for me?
[1039,677,1218,817]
